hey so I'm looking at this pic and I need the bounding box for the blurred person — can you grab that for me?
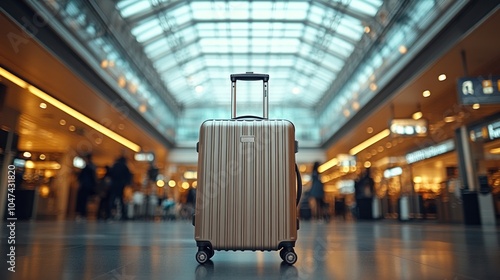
[108,156,132,220]
[96,165,112,220]
[309,161,325,221]
[75,154,97,221]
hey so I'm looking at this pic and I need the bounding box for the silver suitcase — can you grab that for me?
[194,73,302,265]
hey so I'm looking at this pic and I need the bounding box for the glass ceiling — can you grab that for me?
[27,0,463,148]
[116,0,382,108]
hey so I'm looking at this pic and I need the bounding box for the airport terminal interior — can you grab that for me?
[1,0,500,279]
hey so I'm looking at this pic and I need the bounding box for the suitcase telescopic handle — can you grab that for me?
[230,72,269,82]
[230,72,269,119]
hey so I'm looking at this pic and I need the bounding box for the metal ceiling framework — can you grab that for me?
[26,0,465,148]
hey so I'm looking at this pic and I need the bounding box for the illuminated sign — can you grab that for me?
[384,167,402,178]
[469,120,500,142]
[389,119,428,137]
[487,121,500,140]
[457,76,500,105]
[405,139,455,164]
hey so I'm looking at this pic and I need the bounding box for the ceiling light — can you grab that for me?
[168,180,176,188]
[68,125,76,132]
[195,85,204,93]
[23,152,31,158]
[352,101,360,110]
[490,147,500,154]
[139,104,147,113]
[472,103,480,109]
[349,129,391,155]
[364,161,372,168]
[438,74,447,81]
[343,109,350,117]
[422,90,431,97]
[0,67,142,152]
[39,102,47,109]
[366,127,374,134]
[118,76,126,88]
[100,60,109,68]
[412,111,423,120]
[39,154,46,160]
[59,119,66,125]
[292,87,300,95]
[0,67,27,88]
[364,26,371,33]
[444,116,456,123]
[369,83,377,91]
[318,158,339,173]
[398,45,407,54]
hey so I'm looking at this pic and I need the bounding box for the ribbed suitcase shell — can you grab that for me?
[195,118,297,251]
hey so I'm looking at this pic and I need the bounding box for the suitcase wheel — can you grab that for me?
[280,248,297,265]
[196,247,214,264]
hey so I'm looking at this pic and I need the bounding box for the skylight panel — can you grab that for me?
[117,0,152,18]
[131,18,160,37]
[135,25,163,43]
[349,0,382,17]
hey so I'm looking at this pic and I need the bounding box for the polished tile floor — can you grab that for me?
[1,219,499,280]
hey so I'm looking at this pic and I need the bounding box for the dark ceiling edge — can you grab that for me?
[321,0,499,150]
[1,0,174,149]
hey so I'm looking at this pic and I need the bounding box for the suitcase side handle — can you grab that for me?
[295,163,302,206]
[230,72,269,82]
[231,72,269,119]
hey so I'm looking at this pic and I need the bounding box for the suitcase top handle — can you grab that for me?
[230,72,269,119]
[230,72,269,82]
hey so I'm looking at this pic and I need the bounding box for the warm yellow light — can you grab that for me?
[168,180,176,188]
[0,67,28,88]
[423,90,431,97]
[444,116,456,123]
[438,74,447,81]
[25,160,35,169]
[156,180,165,188]
[39,186,50,198]
[182,182,190,190]
[23,152,31,158]
[399,45,407,54]
[26,85,141,152]
[413,176,422,184]
[472,103,480,110]
[318,158,339,173]
[412,111,423,120]
[349,129,391,155]
[364,161,371,168]
[490,147,500,154]
[0,67,141,152]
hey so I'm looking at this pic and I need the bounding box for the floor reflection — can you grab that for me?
[0,220,499,280]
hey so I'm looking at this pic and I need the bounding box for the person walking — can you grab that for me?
[310,161,325,221]
[108,156,132,220]
[75,154,97,221]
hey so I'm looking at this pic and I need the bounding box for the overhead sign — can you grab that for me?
[469,119,500,142]
[389,119,428,137]
[457,76,500,105]
[405,139,455,164]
